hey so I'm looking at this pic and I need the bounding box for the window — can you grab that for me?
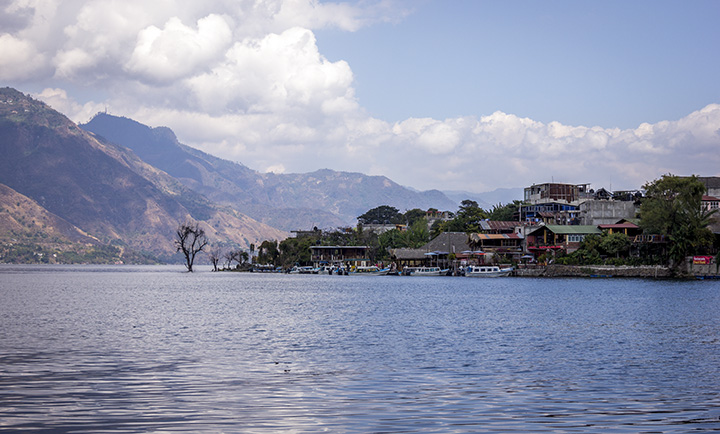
[567,234,585,243]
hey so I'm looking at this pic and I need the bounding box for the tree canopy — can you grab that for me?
[432,199,488,235]
[640,174,716,262]
[357,205,404,225]
[488,200,522,221]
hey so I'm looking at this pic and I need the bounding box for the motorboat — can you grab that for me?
[288,266,317,274]
[464,265,513,277]
[406,266,448,276]
[315,265,334,275]
[350,266,391,276]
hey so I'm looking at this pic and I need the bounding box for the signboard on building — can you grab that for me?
[693,256,713,265]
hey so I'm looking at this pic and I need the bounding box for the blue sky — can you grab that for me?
[316,0,720,129]
[1,0,719,194]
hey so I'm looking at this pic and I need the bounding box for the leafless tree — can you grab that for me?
[175,221,208,272]
[208,246,222,272]
[224,250,240,269]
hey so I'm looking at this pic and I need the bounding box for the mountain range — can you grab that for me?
[0,88,285,261]
[3,87,499,262]
[80,113,459,231]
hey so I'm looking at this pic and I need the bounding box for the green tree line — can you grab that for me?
[255,200,523,267]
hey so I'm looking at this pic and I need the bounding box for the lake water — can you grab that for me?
[1,265,720,433]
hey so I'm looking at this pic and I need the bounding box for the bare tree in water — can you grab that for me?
[175,221,208,272]
[208,246,222,272]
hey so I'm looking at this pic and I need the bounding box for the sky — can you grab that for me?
[2,0,719,194]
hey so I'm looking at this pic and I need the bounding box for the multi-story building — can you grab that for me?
[520,182,592,224]
[523,182,592,204]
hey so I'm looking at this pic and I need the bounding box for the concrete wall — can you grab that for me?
[579,200,637,225]
[515,264,671,278]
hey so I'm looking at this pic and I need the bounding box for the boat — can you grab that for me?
[464,265,513,277]
[315,265,334,275]
[406,266,449,276]
[288,266,317,274]
[349,266,391,276]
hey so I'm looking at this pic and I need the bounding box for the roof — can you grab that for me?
[470,233,522,241]
[310,245,369,250]
[598,222,640,230]
[390,232,472,259]
[698,177,720,190]
[478,221,519,231]
[531,225,602,235]
[702,195,719,201]
[390,248,427,260]
[423,232,472,253]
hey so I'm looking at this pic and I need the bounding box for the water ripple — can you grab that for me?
[1,267,720,432]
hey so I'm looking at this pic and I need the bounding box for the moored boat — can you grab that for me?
[288,265,317,274]
[406,266,449,276]
[464,265,513,277]
[350,266,391,276]
[315,265,334,275]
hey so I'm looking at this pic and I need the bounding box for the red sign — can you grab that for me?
[693,256,713,265]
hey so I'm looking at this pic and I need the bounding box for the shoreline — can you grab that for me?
[514,263,720,279]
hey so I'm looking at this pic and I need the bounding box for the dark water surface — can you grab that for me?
[1,265,720,433]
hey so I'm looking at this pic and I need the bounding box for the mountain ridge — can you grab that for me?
[81,113,458,229]
[0,87,286,261]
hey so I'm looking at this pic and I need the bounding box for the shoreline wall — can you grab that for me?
[515,264,672,278]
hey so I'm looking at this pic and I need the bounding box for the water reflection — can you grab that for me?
[1,266,719,432]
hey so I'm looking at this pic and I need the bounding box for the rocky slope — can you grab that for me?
[0,88,286,261]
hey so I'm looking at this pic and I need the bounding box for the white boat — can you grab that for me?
[288,266,317,274]
[350,266,391,276]
[407,266,448,276]
[315,265,334,275]
[464,265,513,277]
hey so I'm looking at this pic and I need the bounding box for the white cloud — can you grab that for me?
[0,33,46,80]
[185,27,355,116]
[126,14,233,82]
[6,0,717,196]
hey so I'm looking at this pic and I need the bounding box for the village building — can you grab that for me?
[702,195,720,239]
[521,182,644,226]
[698,176,720,198]
[470,220,540,259]
[390,232,471,271]
[702,195,719,212]
[578,199,638,225]
[425,210,453,229]
[524,182,592,204]
[597,220,643,237]
[526,224,602,254]
[520,182,593,223]
[310,245,370,268]
[478,220,518,234]
[520,202,582,224]
[468,233,523,256]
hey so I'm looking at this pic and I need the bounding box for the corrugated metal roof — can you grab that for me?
[598,223,639,229]
[533,225,602,235]
[479,221,519,231]
[470,233,522,241]
[390,232,472,259]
